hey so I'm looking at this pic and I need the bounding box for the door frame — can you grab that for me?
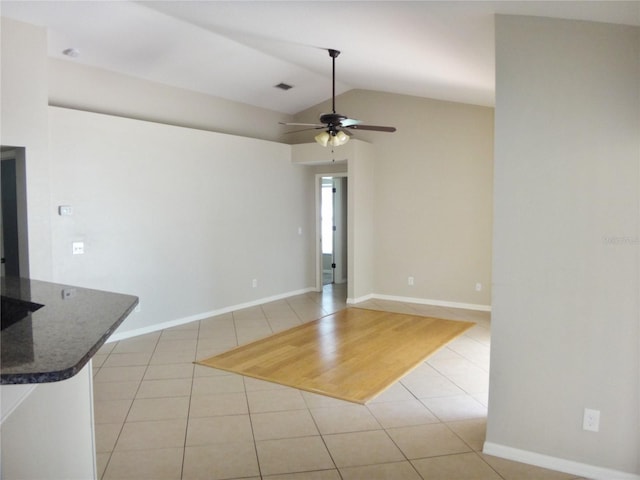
[1,147,29,278]
[315,172,348,291]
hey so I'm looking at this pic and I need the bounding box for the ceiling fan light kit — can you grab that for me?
[281,49,396,147]
[315,130,349,147]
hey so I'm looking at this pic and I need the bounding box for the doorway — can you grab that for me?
[1,146,29,278]
[318,175,347,289]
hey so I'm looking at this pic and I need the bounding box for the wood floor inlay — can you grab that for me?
[196,307,475,404]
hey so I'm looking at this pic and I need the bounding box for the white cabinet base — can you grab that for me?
[1,361,96,480]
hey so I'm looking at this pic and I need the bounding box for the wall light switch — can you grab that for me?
[61,288,77,299]
[58,205,73,216]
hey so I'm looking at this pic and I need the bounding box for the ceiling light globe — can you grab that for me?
[329,130,349,147]
[315,131,330,147]
[336,131,349,145]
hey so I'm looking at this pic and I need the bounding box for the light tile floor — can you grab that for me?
[93,284,585,480]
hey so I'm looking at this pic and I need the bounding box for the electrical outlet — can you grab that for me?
[252,279,258,288]
[583,408,600,432]
[61,288,77,299]
[475,282,482,291]
[72,241,84,255]
[408,276,414,286]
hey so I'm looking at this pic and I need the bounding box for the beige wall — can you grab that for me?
[347,140,376,301]
[1,18,52,279]
[487,15,639,478]
[49,58,293,143]
[49,106,314,335]
[293,90,494,308]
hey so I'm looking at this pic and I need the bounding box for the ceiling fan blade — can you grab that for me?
[340,118,361,127]
[283,126,326,134]
[279,121,324,127]
[345,124,397,132]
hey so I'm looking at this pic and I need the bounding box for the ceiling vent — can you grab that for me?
[274,82,294,91]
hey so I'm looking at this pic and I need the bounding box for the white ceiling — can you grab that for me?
[1,1,639,114]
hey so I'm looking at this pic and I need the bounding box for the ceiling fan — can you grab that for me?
[280,49,396,147]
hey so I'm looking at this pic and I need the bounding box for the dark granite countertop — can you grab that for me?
[1,277,138,384]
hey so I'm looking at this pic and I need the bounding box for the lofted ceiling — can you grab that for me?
[1,1,638,115]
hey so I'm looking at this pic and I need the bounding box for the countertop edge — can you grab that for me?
[0,295,138,385]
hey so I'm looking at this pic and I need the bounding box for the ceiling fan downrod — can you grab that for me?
[328,49,340,114]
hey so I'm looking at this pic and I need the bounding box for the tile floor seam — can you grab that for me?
[448,338,491,373]
[101,331,163,480]
[442,420,481,454]
[93,350,115,479]
[179,320,199,480]
[315,430,345,478]
[473,450,510,480]
[288,298,310,325]
[378,424,420,467]
[445,375,484,397]
[302,396,344,477]
[358,459,427,480]
[243,375,265,479]
[398,375,444,417]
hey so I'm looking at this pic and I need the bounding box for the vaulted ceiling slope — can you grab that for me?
[1,1,638,114]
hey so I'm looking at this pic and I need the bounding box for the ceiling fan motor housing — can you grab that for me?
[320,113,347,129]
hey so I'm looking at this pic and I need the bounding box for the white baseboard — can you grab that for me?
[483,442,640,480]
[346,293,374,305]
[362,293,491,312]
[109,288,490,342]
[107,287,316,342]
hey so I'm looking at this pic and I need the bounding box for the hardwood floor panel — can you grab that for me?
[196,308,474,404]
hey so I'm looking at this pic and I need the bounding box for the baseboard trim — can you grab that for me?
[109,289,491,342]
[346,293,374,305]
[483,442,640,480]
[107,287,316,342]
[369,293,492,312]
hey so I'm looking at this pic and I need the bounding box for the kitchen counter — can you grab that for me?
[1,276,138,384]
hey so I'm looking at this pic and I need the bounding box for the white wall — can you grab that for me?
[49,58,292,143]
[486,15,639,479]
[49,106,314,335]
[293,90,494,308]
[0,17,52,280]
